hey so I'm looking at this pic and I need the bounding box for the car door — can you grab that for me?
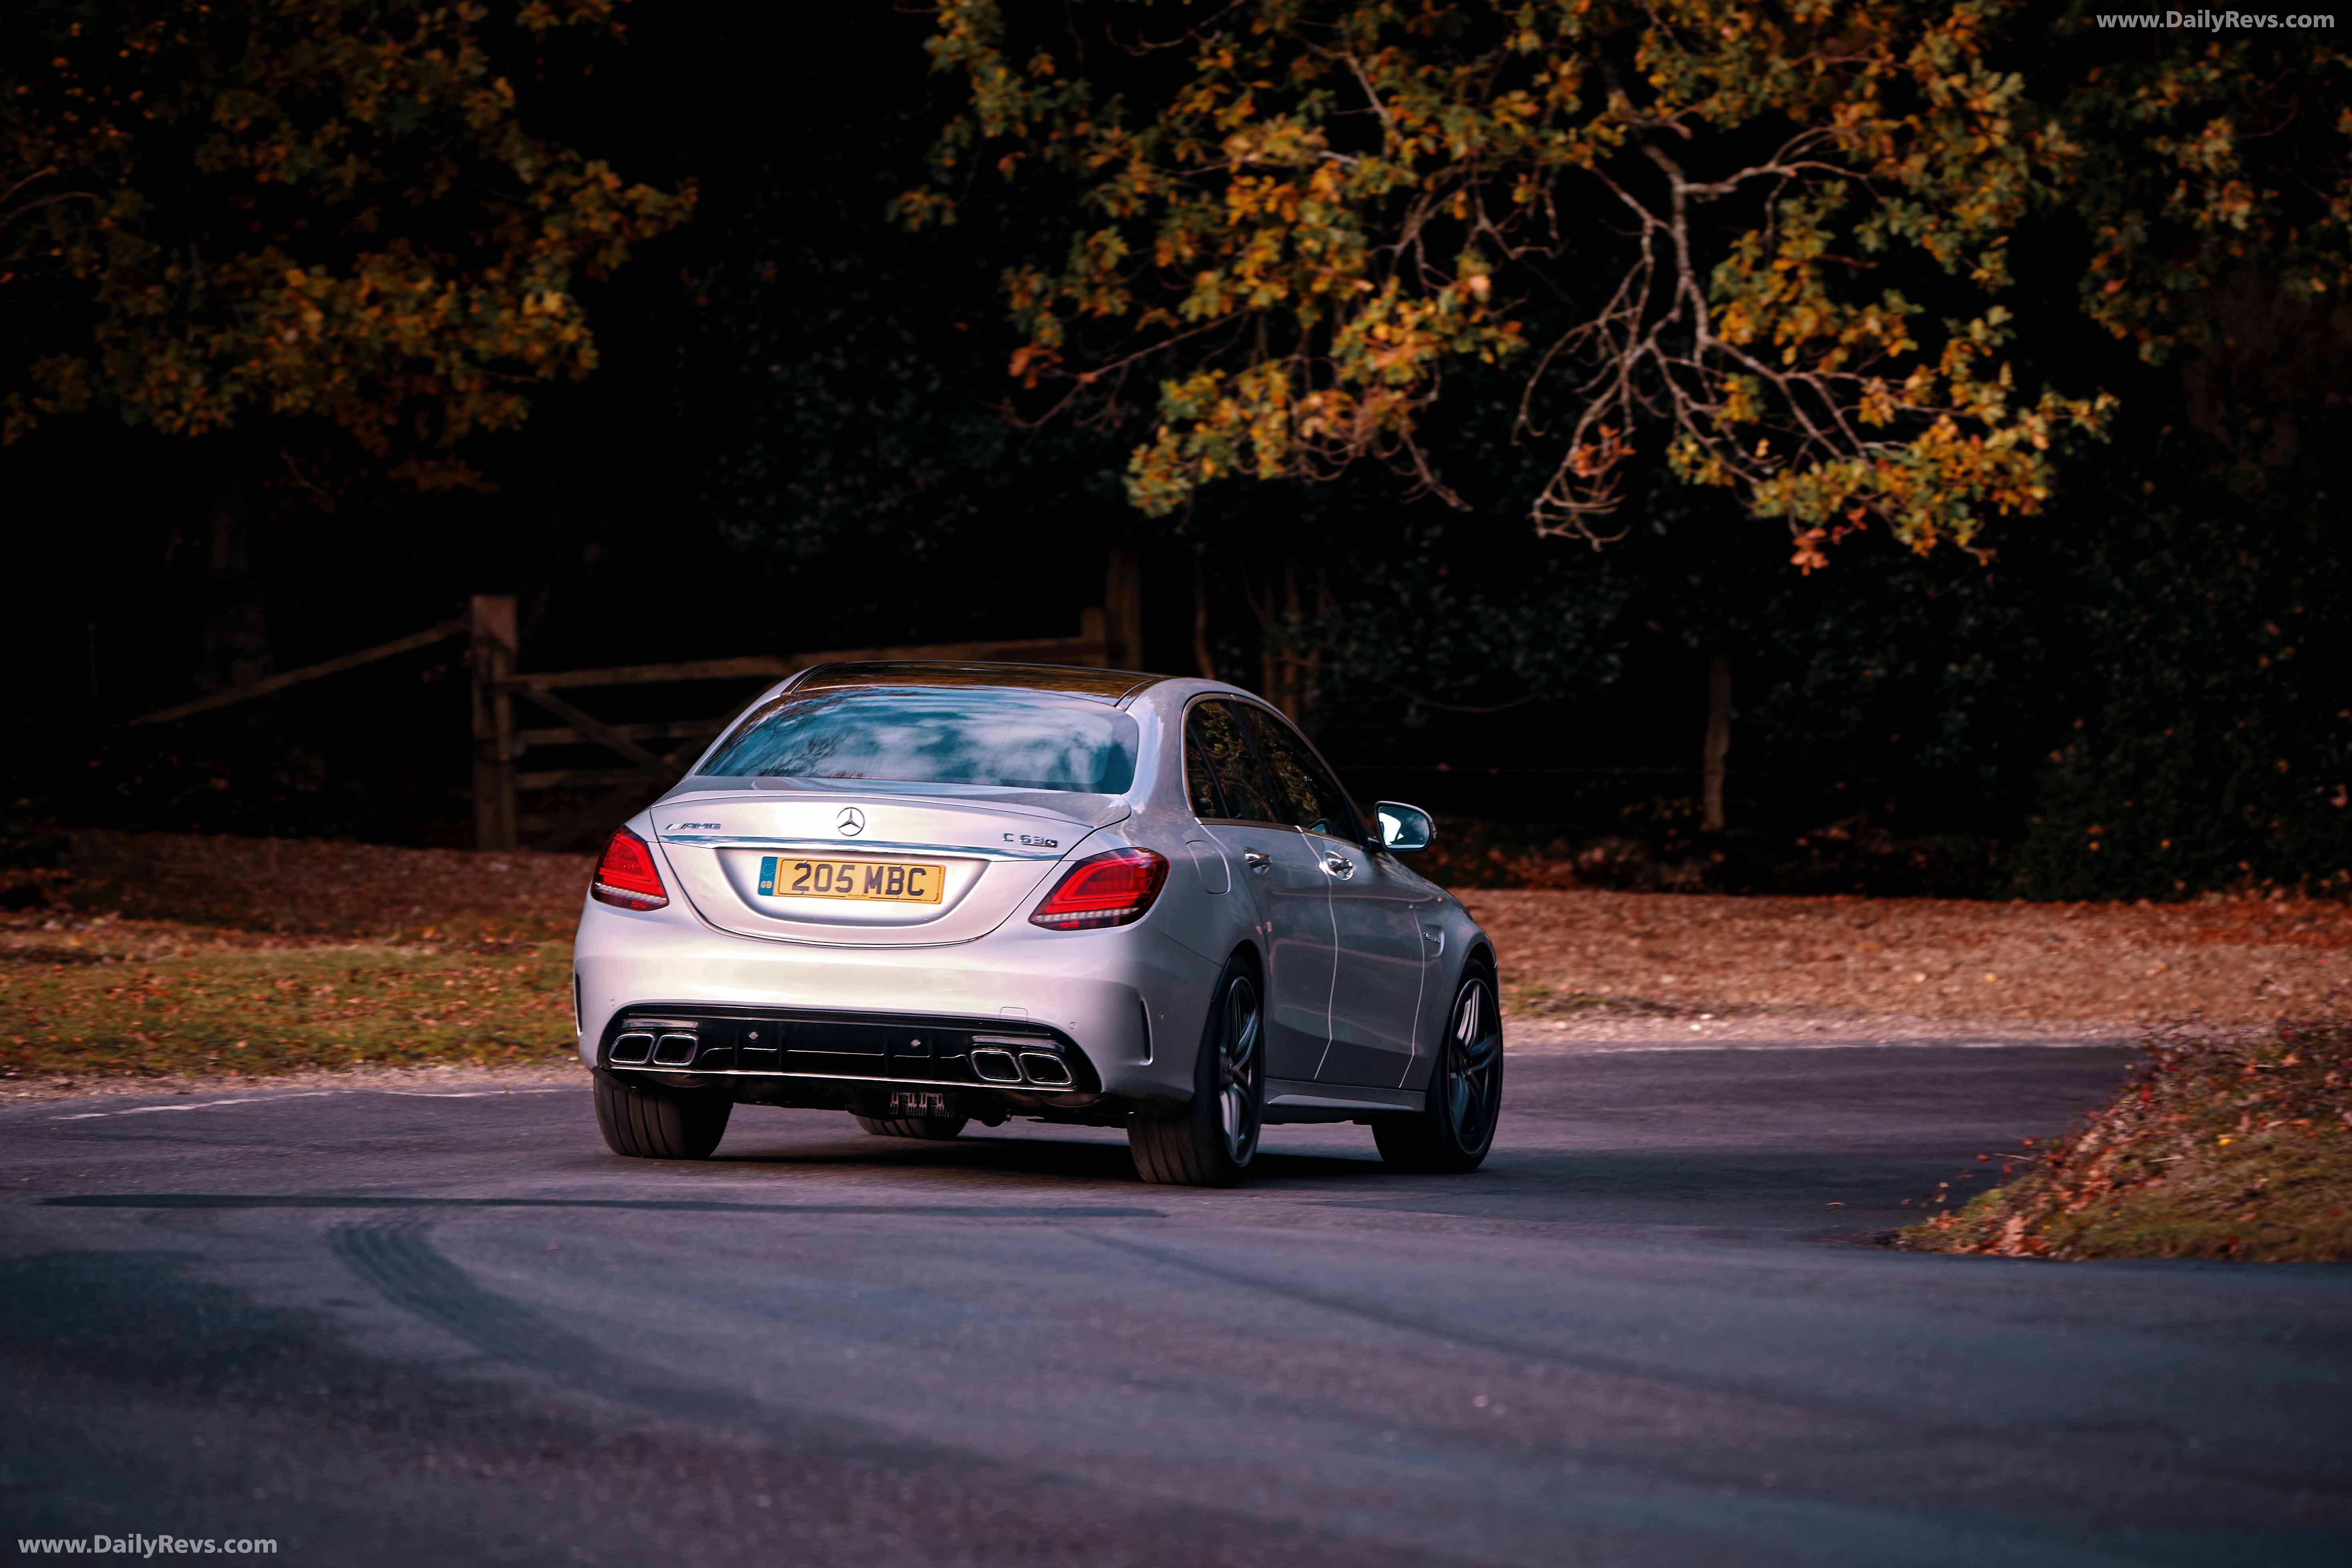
[1324,850,1445,1087]
[1183,699,1335,1084]
[1236,704,1434,1089]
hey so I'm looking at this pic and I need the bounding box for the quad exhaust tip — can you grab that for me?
[1018,1052,1075,1087]
[971,1034,1077,1087]
[610,1024,698,1068]
[969,1047,1023,1083]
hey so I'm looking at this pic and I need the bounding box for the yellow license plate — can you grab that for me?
[757,856,946,904]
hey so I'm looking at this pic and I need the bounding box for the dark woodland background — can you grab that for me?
[7,6,2347,901]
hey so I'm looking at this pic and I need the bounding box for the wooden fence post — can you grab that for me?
[1078,607,1109,667]
[1104,548,1143,670]
[1702,653,1731,833]
[470,594,519,851]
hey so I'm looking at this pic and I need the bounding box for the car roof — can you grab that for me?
[791,661,1168,705]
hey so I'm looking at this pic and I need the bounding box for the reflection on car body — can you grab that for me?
[573,661,1501,1185]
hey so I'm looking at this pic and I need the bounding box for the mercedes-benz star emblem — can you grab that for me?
[836,806,866,836]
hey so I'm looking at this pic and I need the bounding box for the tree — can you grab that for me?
[2,0,692,489]
[904,0,2347,562]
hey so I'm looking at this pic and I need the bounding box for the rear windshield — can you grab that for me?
[698,686,1140,794]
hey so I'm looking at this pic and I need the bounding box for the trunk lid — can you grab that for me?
[648,780,1126,947]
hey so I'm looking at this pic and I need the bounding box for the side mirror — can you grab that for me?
[1373,801,1435,856]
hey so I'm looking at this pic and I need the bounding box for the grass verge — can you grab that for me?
[1897,1019,2352,1261]
[2,926,577,1082]
[1,828,589,1084]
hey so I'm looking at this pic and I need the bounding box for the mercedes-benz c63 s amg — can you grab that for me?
[573,661,1501,1186]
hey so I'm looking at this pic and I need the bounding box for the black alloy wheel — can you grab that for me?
[1374,964,1502,1173]
[1130,962,1264,1187]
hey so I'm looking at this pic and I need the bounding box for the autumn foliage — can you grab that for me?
[1903,1017,2352,1261]
[906,1,2349,560]
[2,0,692,486]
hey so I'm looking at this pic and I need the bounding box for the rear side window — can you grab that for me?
[1238,704,1359,840]
[1186,700,1282,823]
[700,687,1140,793]
[1183,716,1226,819]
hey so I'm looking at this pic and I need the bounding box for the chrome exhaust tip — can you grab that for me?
[651,1031,699,1066]
[609,1032,654,1065]
[1018,1052,1074,1087]
[969,1047,1023,1083]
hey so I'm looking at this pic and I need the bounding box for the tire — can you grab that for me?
[1374,962,1502,1174]
[1129,960,1265,1187]
[855,1114,969,1141]
[593,1069,732,1160]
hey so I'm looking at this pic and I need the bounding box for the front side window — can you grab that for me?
[699,687,1140,794]
[1238,703,1358,840]
[1185,700,1282,823]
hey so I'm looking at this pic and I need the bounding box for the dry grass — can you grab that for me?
[10,828,593,942]
[1,924,575,1084]
[2,830,592,1086]
[6,829,2349,1097]
[1463,888,2351,1026]
[1898,1020,2352,1262]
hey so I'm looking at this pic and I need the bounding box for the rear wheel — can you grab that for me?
[593,1069,732,1160]
[1374,964,1502,1173]
[1129,963,1264,1187]
[855,1114,968,1141]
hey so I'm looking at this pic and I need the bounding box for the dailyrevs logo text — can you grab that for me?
[2095,9,2338,24]
[15,1538,278,1557]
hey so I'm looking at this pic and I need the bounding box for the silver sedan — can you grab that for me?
[572,661,1501,1186]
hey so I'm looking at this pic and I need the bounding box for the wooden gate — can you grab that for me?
[126,549,1146,853]
[470,598,1117,852]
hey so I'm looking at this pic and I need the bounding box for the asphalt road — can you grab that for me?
[4,1039,2348,1567]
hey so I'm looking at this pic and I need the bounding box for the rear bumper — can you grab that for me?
[600,1001,1094,1082]
[571,894,1220,1108]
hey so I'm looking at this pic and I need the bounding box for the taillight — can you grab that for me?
[591,826,669,911]
[1029,847,1168,931]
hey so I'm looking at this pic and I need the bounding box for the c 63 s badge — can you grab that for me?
[1004,832,1060,848]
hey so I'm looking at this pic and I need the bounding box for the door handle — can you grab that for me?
[1243,851,1271,873]
[1321,852,1355,880]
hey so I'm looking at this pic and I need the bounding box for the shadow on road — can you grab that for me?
[46,1193,1161,1217]
[713,1133,1398,1184]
